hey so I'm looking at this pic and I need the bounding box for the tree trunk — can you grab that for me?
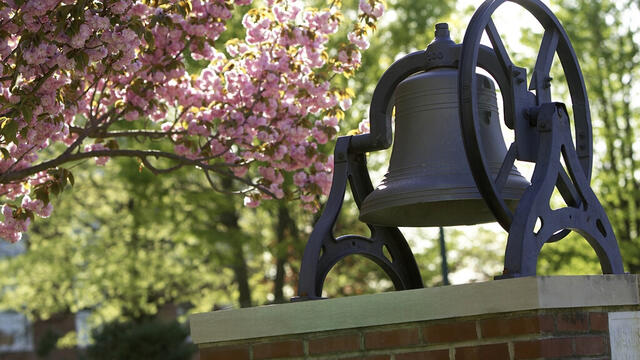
[273,204,298,303]
[231,240,252,308]
[219,178,252,308]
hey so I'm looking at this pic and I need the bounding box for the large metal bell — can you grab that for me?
[359,68,530,227]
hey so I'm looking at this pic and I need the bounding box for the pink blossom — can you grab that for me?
[131,3,150,16]
[110,0,130,15]
[124,111,139,121]
[84,143,110,166]
[300,194,315,203]
[348,32,370,50]
[269,184,285,199]
[232,166,248,177]
[339,97,352,111]
[21,196,53,218]
[0,0,382,242]
[310,127,328,144]
[0,205,30,243]
[358,119,370,134]
[244,196,260,208]
[359,0,385,17]
[293,171,308,187]
[174,144,199,160]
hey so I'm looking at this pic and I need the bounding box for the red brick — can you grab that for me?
[364,328,420,350]
[539,314,555,332]
[309,333,360,355]
[590,312,609,332]
[423,321,477,343]
[455,343,509,360]
[557,312,589,332]
[396,349,450,360]
[575,335,608,356]
[514,338,573,359]
[200,345,249,360]
[253,340,304,359]
[480,315,553,338]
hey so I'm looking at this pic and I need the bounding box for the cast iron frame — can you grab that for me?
[295,0,624,300]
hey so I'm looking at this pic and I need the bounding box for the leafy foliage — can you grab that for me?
[86,319,195,360]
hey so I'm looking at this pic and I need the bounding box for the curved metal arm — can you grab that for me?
[350,50,427,153]
[296,136,423,300]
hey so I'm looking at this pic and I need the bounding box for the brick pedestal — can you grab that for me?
[190,275,640,360]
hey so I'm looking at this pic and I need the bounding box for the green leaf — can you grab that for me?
[59,174,67,188]
[50,182,61,196]
[105,140,119,150]
[129,20,145,37]
[1,118,18,142]
[56,5,73,21]
[144,30,155,50]
[34,187,50,204]
[67,171,75,187]
[74,51,89,70]
[20,105,33,122]
[0,147,10,159]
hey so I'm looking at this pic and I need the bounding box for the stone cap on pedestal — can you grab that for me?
[190,275,639,345]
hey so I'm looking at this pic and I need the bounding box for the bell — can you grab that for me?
[359,68,530,227]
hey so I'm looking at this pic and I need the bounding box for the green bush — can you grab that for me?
[86,319,195,360]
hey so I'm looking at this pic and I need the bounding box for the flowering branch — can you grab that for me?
[0,0,386,242]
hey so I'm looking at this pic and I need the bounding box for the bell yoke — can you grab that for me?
[295,0,624,300]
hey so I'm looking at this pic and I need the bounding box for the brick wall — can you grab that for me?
[199,308,617,360]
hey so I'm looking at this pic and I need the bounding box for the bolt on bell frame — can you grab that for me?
[295,0,624,300]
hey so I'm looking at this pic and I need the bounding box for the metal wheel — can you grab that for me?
[458,0,593,231]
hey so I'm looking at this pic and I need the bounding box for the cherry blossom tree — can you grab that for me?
[0,0,385,242]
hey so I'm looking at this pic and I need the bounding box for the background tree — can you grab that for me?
[0,0,461,321]
[6,3,640,355]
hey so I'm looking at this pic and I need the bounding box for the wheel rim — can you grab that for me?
[458,0,592,230]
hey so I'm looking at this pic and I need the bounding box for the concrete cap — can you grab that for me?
[190,275,640,345]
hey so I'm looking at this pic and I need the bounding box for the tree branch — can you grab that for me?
[69,127,186,139]
[0,148,275,197]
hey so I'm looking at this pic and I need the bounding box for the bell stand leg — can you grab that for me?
[294,136,423,301]
[499,103,624,278]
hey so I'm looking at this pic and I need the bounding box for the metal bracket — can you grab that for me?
[499,103,624,278]
[294,136,423,300]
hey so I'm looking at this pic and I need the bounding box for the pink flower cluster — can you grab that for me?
[0,205,29,243]
[0,0,386,242]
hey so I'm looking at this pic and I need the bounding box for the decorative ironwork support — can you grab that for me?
[295,136,423,300]
[459,0,624,278]
[500,103,624,278]
[295,0,625,300]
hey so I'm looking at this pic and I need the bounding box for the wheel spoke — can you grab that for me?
[530,29,559,104]
[556,167,580,207]
[485,19,513,74]
[495,142,517,193]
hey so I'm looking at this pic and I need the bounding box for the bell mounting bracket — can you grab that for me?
[295,0,624,300]
[458,0,623,277]
[295,137,424,300]
[295,21,522,300]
